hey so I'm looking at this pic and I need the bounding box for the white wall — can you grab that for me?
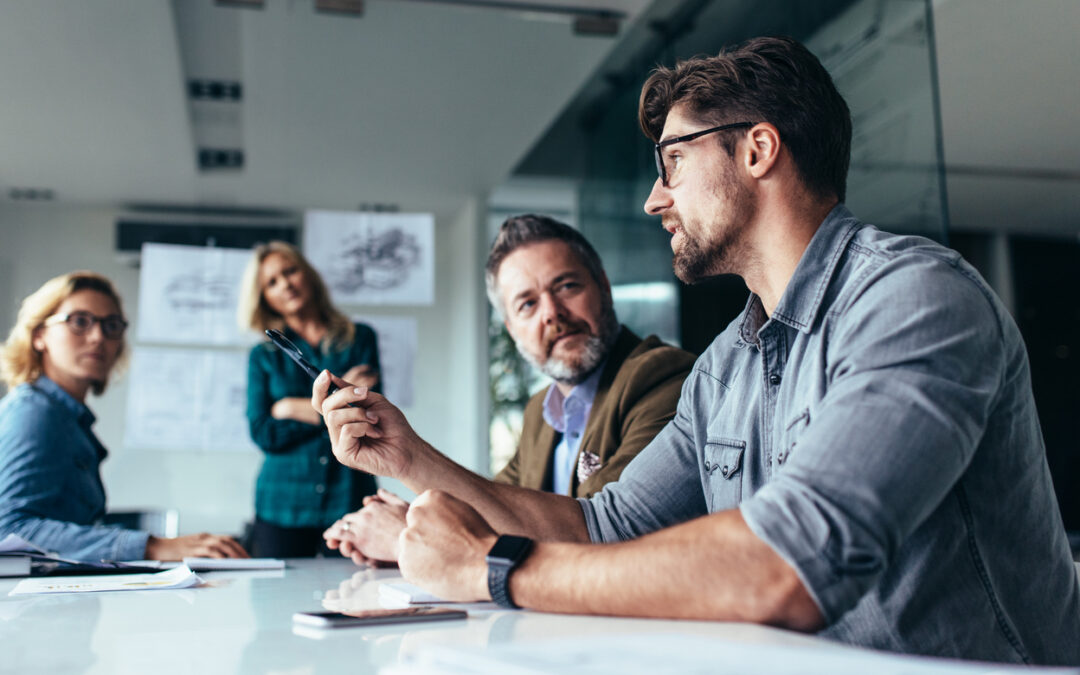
[0,199,488,535]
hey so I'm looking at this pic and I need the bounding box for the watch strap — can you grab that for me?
[486,535,533,609]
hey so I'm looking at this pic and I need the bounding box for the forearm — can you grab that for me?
[271,397,323,425]
[508,509,823,629]
[404,445,589,543]
[1,512,148,562]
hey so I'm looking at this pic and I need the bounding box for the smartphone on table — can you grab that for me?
[292,607,467,629]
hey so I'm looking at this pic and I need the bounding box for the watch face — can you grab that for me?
[487,535,532,563]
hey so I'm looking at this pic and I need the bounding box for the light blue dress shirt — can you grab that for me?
[580,205,1080,664]
[542,364,604,495]
[0,376,148,561]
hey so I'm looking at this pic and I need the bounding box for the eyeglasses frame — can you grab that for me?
[653,121,756,187]
[43,311,129,339]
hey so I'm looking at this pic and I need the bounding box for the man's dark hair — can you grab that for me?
[639,36,852,202]
[485,214,607,317]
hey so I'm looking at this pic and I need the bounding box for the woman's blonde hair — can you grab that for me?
[1,271,128,396]
[237,241,354,350]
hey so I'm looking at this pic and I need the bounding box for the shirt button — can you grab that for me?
[570,432,579,439]
[315,484,325,494]
[319,456,329,465]
[769,373,782,385]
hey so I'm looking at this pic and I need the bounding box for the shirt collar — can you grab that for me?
[738,203,862,340]
[541,360,606,433]
[32,375,96,428]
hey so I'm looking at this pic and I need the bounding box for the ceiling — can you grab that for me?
[0,0,1076,237]
[517,0,1080,239]
[0,0,650,218]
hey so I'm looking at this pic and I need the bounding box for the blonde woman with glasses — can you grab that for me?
[0,271,248,561]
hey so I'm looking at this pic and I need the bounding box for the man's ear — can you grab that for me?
[745,123,781,179]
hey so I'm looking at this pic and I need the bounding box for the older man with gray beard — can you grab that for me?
[323,214,694,565]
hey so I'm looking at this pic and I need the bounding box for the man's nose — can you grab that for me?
[644,177,672,216]
[538,293,565,324]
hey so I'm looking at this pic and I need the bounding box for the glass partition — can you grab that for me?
[489,0,949,473]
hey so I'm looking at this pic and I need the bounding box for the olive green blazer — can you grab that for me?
[494,327,695,498]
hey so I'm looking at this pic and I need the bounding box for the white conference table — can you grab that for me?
[2,558,1077,674]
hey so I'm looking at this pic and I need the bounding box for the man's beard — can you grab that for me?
[670,165,755,284]
[517,301,620,386]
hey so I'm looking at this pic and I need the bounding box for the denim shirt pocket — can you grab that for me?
[703,438,746,511]
[778,408,811,467]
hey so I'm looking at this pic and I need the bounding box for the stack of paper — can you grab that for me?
[0,555,31,578]
[7,564,202,596]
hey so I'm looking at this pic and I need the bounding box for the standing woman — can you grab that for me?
[239,241,380,557]
[0,271,247,561]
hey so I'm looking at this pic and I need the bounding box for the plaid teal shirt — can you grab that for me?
[246,323,379,528]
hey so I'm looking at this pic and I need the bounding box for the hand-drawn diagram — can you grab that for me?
[334,227,422,292]
[137,243,256,346]
[304,211,435,306]
[163,274,237,311]
[123,347,257,453]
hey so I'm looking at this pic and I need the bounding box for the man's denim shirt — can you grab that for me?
[580,205,1080,665]
[0,376,148,561]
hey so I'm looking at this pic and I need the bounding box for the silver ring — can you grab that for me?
[341,522,350,533]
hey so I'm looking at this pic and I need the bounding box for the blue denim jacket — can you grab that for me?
[581,205,1080,664]
[0,376,147,561]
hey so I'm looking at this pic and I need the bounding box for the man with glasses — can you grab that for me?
[315,37,1080,664]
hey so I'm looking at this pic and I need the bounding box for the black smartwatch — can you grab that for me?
[486,534,533,609]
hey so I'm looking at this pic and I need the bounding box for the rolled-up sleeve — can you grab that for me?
[740,258,1005,623]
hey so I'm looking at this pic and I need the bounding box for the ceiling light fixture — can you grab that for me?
[389,0,623,36]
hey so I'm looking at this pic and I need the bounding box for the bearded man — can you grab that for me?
[323,214,694,564]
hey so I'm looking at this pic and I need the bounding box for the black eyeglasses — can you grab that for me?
[43,311,128,339]
[654,122,756,187]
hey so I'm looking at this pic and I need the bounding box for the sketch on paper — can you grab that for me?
[335,228,422,292]
[164,274,236,311]
[137,243,256,346]
[123,347,257,453]
[304,211,435,306]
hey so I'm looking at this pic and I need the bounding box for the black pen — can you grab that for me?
[264,329,362,409]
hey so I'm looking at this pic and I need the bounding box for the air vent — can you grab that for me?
[316,0,363,16]
[197,148,245,170]
[114,211,299,266]
[188,80,243,102]
[8,187,56,201]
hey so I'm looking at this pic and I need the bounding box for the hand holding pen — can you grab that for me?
[265,329,359,408]
[311,370,429,482]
